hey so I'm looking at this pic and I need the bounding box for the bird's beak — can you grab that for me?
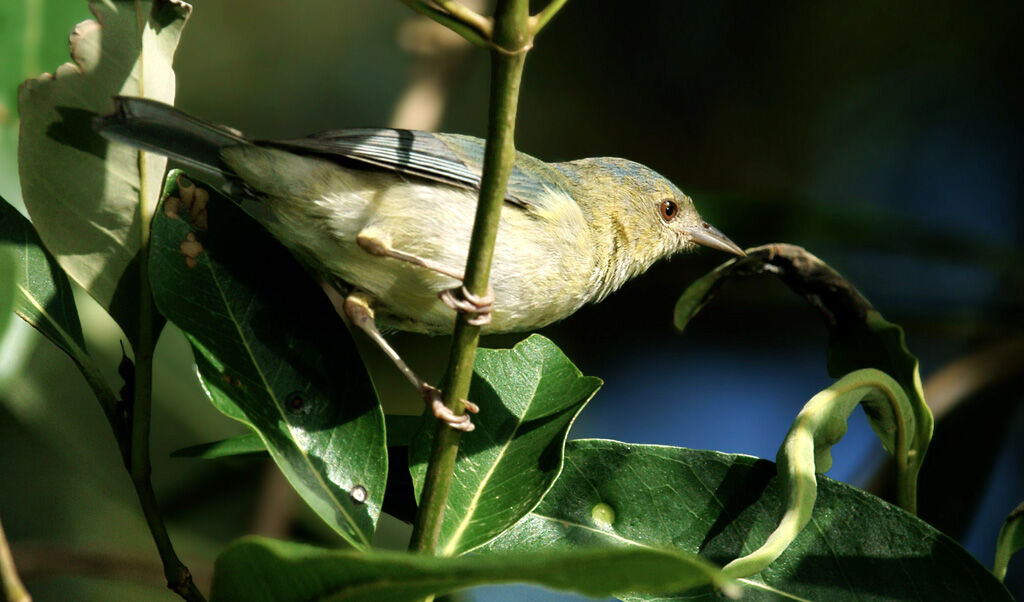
[688,222,746,256]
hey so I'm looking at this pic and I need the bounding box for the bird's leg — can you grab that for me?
[336,288,479,432]
[356,230,494,326]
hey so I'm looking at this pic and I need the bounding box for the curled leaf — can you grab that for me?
[993,501,1024,582]
[675,243,932,511]
[485,440,1012,601]
[721,368,915,579]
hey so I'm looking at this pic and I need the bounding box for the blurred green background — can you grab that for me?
[1,1,1022,600]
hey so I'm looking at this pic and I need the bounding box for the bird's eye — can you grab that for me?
[659,199,679,222]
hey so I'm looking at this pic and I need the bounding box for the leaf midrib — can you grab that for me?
[16,282,84,359]
[441,353,558,556]
[528,513,808,601]
[203,254,370,548]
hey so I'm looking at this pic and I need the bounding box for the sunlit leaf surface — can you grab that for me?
[410,335,601,555]
[485,440,1012,601]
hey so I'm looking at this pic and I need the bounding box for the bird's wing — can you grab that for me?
[263,129,573,212]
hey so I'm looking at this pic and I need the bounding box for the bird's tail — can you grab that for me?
[94,96,249,188]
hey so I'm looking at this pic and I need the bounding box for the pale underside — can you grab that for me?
[221,145,600,335]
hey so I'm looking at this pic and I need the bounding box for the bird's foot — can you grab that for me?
[439,285,494,326]
[163,175,211,268]
[179,232,204,268]
[422,384,479,432]
[164,174,209,230]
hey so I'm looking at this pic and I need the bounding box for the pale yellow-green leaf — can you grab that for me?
[17,0,191,339]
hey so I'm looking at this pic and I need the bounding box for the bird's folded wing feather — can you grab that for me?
[263,129,573,212]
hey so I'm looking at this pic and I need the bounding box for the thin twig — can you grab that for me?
[529,0,569,34]
[399,0,490,47]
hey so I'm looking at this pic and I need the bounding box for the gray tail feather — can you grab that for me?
[94,97,249,187]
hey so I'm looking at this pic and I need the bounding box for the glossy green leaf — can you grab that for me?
[994,501,1024,582]
[149,172,386,549]
[172,414,422,460]
[410,335,601,555]
[0,196,85,358]
[17,0,190,343]
[210,535,729,602]
[485,440,1011,601]
[674,243,933,509]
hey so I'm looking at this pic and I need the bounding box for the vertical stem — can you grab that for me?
[0,515,30,602]
[127,201,203,602]
[409,0,531,555]
[125,92,203,598]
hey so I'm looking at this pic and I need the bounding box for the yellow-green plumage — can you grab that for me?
[96,97,743,336]
[221,146,705,334]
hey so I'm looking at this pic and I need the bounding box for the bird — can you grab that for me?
[95,97,744,432]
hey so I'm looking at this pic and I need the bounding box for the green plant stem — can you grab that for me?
[0,515,30,602]
[70,353,129,459]
[58,324,208,599]
[67,336,202,601]
[125,152,204,601]
[408,0,531,555]
[530,0,569,34]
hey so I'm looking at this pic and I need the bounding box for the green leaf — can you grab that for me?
[674,243,933,510]
[409,335,601,555]
[0,196,85,358]
[722,369,916,578]
[210,535,729,602]
[172,414,423,460]
[149,172,387,550]
[994,501,1024,582]
[170,433,266,460]
[485,440,1012,601]
[17,0,191,343]
[0,246,16,338]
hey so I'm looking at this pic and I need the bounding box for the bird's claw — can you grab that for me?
[439,285,494,326]
[422,384,479,432]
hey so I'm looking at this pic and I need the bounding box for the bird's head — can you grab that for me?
[556,157,744,267]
